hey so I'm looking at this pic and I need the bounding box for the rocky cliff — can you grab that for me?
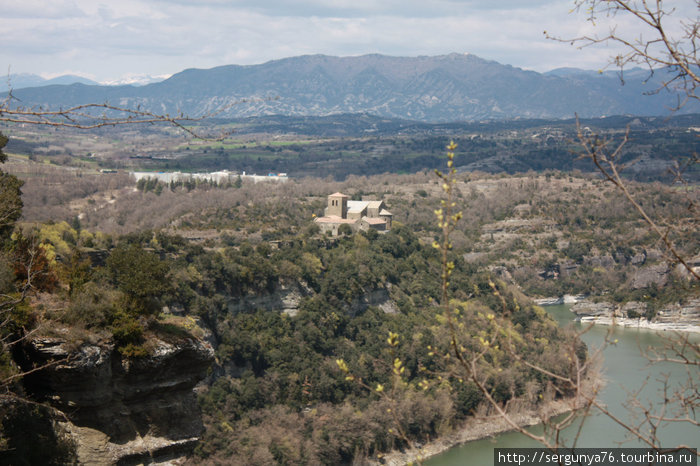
[224,281,397,317]
[16,331,214,465]
[571,299,700,333]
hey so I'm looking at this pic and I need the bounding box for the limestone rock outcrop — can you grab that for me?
[17,333,214,465]
[226,281,313,317]
[225,281,398,317]
[571,299,700,333]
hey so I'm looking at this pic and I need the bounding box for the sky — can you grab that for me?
[1,0,697,84]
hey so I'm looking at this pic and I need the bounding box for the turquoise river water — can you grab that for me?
[425,304,699,465]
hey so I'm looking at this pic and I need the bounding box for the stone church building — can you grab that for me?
[315,192,393,236]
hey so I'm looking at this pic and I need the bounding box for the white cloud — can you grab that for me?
[0,0,85,18]
[1,0,695,82]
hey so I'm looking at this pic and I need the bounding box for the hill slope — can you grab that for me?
[11,53,698,122]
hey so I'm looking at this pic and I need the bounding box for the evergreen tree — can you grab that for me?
[0,134,24,243]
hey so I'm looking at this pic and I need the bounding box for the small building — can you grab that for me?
[315,192,392,236]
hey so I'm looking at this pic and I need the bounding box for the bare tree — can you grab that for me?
[435,3,699,456]
[432,145,598,452]
[548,0,699,104]
[574,118,699,279]
[0,83,232,457]
[1,97,214,139]
[432,142,697,458]
[0,79,254,139]
[563,13,699,440]
[546,0,700,277]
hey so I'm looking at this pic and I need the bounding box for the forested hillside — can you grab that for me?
[2,134,696,462]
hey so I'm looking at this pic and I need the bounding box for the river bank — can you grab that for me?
[571,298,700,334]
[576,315,700,333]
[372,374,600,466]
[534,296,700,334]
[372,296,698,465]
[533,295,587,306]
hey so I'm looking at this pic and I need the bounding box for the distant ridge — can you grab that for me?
[9,53,698,122]
[4,73,99,91]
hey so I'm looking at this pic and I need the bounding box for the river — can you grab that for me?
[425,304,699,465]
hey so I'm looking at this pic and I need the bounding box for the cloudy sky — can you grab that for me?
[2,0,696,83]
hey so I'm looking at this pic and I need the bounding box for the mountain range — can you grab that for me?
[4,73,99,90]
[3,73,167,91]
[9,53,698,122]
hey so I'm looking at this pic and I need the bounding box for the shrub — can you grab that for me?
[65,282,121,328]
[106,244,170,316]
[110,310,144,347]
[0,253,14,294]
[338,224,353,236]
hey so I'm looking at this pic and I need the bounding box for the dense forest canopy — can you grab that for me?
[0,116,697,463]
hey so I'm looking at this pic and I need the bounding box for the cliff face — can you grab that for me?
[225,281,313,317]
[571,299,700,333]
[224,281,397,317]
[17,333,214,465]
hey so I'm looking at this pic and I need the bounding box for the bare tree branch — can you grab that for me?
[0,100,216,139]
[547,0,700,102]
[575,115,700,279]
[0,86,275,140]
